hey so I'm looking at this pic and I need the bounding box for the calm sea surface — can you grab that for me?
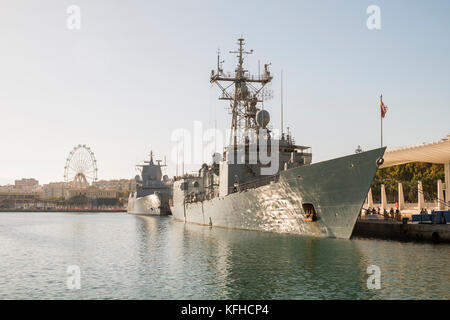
[0,211,449,300]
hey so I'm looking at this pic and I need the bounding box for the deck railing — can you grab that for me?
[228,174,279,194]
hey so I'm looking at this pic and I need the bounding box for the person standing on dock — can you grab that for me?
[395,209,402,221]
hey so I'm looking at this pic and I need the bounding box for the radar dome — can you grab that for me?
[256,109,270,128]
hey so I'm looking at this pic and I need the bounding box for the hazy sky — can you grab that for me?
[1,0,449,185]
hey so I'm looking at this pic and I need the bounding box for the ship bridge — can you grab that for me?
[380,133,450,200]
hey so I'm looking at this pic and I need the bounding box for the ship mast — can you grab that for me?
[144,150,154,165]
[210,38,273,146]
[143,150,166,167]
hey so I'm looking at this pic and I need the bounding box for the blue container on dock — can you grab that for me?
[433,210,450,224]
[431,212,444,224]
[412,214,432,223]
[444,211,450,224]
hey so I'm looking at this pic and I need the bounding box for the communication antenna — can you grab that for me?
[182,132,185,175]
[214,120,217,153]
[217,48,224,74]
[281,70,284,137]
[176,142,179,176]
[258,60,260,79]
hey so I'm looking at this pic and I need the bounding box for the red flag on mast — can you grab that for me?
[380,96,388,118]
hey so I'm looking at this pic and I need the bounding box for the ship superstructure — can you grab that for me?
[127,151,172,216]
[171,38,385,239]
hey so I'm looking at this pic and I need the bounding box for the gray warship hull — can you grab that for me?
[172,148,385,239]
[127,192,171,216]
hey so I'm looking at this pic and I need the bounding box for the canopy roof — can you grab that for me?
[380,134,450,168]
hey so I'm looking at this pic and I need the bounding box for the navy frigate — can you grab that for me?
[171,38,385,239]
[127,151,172,216]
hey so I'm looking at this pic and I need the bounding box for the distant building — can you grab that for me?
[14,178,40,193]
[67,186,117,199]
[92,179,136,192]
[43,182,67,199]
[14,178,39,190]
[0,185,15,192]
[0,190,42,209]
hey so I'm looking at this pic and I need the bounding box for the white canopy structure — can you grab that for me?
[380,134,450,199]
[381,134,450,168]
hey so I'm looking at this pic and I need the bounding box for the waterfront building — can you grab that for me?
[0,191,42,209]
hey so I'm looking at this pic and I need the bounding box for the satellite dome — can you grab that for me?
[256,109,270,128]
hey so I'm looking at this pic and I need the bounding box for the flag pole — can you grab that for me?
[380,94,383,148]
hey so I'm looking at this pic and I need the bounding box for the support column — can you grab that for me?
[367,188,373,208]
[381,184,387,210]
[418,181,425,211]
[437,179,444,210]
[445,162,450,208]
[398,183,405,210]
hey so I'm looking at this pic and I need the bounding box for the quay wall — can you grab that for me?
[352,219,450,243]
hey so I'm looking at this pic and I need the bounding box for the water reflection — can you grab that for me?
[133,219,373,299]
[0,212,448,299]
[354,240,450,299]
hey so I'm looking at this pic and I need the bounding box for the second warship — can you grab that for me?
[127,151,172,216]
[171,38,385,239]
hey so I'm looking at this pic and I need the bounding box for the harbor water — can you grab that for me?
[0,212,449,300]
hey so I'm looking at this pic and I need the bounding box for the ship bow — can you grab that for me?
[281,147,386,239]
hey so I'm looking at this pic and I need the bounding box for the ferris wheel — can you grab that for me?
[64,144,98,187]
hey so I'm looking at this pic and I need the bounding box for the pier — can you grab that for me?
[363,135,450,218]
[352,217,450,243]
[373,134,450,213]
[356,135,450,243]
